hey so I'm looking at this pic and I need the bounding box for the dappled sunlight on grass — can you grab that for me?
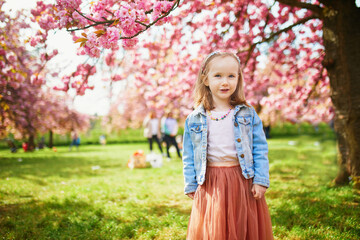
[0,136,359,239]
[266,136,359,240]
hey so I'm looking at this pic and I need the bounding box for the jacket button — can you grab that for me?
[196,126,199,131]
[247,174,250,178]
[237,138,241,143]
[240,154,244,158]
[234,122,238,127]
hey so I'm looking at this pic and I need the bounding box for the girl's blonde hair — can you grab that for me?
[194,51,248,110]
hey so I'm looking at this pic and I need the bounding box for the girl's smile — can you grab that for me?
[205,56,240,107]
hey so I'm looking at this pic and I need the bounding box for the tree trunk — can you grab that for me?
[333,114,350,185]
[49,130,53,148]
[28,134,35,151]
[323,0,360,188]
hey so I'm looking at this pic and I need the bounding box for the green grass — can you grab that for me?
[0,136,359,239]
[0,121,334,149]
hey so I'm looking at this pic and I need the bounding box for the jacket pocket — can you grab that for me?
[238,116,251,125]
[189,123,203,144]
[237,116,251,135]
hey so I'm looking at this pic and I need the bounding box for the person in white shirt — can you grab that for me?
[143,111,163,154]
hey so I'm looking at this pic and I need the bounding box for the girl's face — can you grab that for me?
[204,56,239,107]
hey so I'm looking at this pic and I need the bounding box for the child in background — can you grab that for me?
[182,51,273,239]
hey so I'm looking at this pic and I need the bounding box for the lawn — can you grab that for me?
[0,135,359,239]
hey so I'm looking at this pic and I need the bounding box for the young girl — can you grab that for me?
[182,52,273,239]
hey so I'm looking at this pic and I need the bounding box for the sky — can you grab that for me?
[3,0,115,116]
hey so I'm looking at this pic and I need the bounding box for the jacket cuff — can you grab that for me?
[253,175,270,188]
[184,184,198,195]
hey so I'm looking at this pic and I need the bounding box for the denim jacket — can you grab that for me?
[182,104,269,194]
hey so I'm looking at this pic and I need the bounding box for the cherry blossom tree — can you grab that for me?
[169,0,360,188]
[0,1,89,150]
[27,0,360,187]
[104,0,359,187]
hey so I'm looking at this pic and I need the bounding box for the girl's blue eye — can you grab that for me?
[229,75,235,78]
[215,74,221,77]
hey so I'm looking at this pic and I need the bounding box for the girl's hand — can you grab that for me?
[187,192,195,199]
[251,184,267,200]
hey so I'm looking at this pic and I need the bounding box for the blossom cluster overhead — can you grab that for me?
[105,0,333,127]
[31,0,179,57]
[26,0,333,128]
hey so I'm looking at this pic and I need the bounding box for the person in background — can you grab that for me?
[38,136,46,149]
[6,138,17,153]
[22,142,29,152]
[69,131,80,151]
[162,112,182,160]
[143,111,163,154]
[99,135,106,145]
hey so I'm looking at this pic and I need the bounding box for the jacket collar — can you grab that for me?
[194,103,248,116]
[193,104,206,116]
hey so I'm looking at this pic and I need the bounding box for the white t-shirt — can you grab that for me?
[206,109,238,163]
[164,118,178,135]
[150,119,159,135]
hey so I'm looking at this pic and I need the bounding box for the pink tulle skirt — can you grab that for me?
[187,164,273,240]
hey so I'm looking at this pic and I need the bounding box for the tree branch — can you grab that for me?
[74,9,97,23]
[262,15,318,43]
[68,22,112,32]
[318,0,331,7]
[67,0,180,39]
[242,2,275,65]
[105,9,114,16]
[275,0,323,18]
[121,0,180,40]
[304,66,324,106]
[135,20,148,27]
[240,14,318,52]
[238,14,318,66]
